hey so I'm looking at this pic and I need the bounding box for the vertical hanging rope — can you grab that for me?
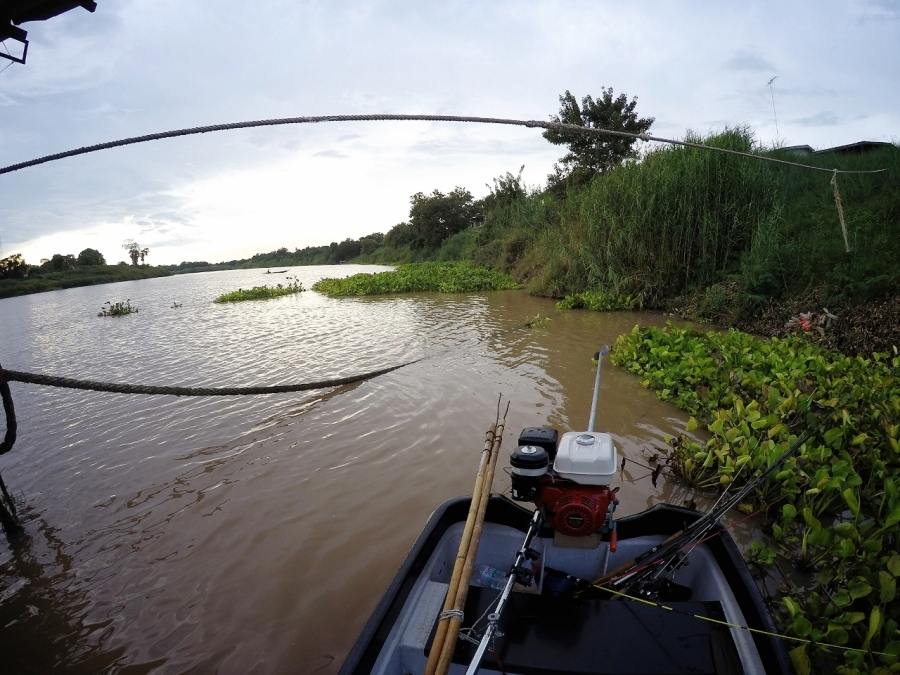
[830,169,851,253]
[0,363,17,457]
[0,362,23,536]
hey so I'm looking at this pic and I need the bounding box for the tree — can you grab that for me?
[543,88,654,186]
[123,240,148,266]
[77,248,106,266]
[332,238,362,262]
[47,253,76,271]
[0,253,28,279]
[357,232,384,256]
[408,187,478,250]
[385,222,415,249]
[480,166,526,214]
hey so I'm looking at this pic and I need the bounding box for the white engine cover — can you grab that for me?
[553,432,618,485]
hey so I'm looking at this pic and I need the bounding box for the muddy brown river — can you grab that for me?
[0,265,706,673]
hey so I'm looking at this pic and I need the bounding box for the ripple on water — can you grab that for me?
[0,266,701,673]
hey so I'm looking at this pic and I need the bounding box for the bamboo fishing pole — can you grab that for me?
[434,406,508,675]
[424,417,499,675]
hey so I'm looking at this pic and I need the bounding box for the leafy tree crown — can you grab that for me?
[543,88,654,185]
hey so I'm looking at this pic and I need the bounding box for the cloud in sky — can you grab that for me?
[1,0,898,264]
[790,111,867,127]
[724,49,776,72]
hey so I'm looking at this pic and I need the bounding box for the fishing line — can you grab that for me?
[596,584,892,659]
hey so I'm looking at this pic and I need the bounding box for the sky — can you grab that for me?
[1,0,898,265]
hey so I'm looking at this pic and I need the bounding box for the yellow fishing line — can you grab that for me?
[595,585,891,658]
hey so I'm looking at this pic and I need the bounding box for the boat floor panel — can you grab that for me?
[427,586,743,675]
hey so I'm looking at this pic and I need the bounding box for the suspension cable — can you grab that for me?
[0,114,889,177]
[0,359,417,397]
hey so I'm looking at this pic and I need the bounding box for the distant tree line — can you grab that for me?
[0,247,111,279]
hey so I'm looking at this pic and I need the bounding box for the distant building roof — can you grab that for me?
[816,141,895,155]
[780,145,815,155]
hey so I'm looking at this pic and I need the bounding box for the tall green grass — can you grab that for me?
[477,129,898,308]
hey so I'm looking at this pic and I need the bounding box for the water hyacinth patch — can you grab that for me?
[214,276,304,303]
[613,325,899,673]
[311,262,519,297]
[98,299,138,317]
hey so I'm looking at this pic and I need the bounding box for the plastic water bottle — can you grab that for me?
[473,564,507,590]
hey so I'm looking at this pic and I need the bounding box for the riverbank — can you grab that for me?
[0,265,172,299]
[669,284,900,356]
[354,131,899,357]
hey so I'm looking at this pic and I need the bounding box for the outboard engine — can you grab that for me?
[511,428,619,539]
[509,347,620,547]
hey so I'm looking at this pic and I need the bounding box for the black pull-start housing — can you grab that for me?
[517,427,559,461]
[510,445,549,501]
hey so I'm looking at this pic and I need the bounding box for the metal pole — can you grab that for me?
[767,75,780,140]
[465,510,542,675]
[587,345,609,432]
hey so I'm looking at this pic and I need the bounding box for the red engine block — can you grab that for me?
[535,482,614,537]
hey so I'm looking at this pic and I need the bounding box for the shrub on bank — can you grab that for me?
[312,262,519,297]
[613,324,899,673]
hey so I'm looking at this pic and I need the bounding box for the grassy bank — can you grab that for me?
[312,262,519,296]
[473,131,898,308]
[0,265,170,299]
[613,324,899,672]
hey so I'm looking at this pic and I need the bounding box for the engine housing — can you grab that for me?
[510,427,620,538]
[535,482,615,537]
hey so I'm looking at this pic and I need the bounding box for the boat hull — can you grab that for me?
[340,496,791,675]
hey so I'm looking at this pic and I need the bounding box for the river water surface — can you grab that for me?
[1,265,703,673]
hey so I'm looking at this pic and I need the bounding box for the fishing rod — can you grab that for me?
[465,509,542,675]
[644,461,750,583]
[598,432,809,591]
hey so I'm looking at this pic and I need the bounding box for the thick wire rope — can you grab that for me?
[0,359,418,397]
[0,114,889,177]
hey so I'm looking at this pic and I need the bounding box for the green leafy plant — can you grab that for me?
[613,324,899,672]
[524,313,551,328]
[556,289,640,312]
[312,262,518,297]
[215,276,305,303]
[97,299,138,317]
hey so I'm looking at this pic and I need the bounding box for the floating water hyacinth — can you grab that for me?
[612,324,899,672]
[312,262,518,297]
[214,276,305,303]
[98,299,138,317]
